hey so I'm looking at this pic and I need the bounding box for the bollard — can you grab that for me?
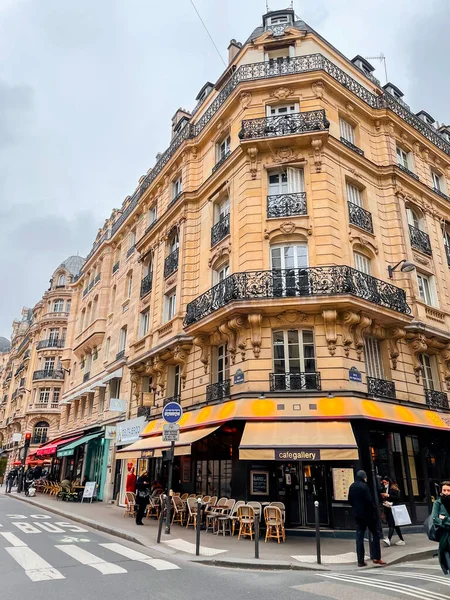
[314,500,321,565]
[157,494,166,544]
[195,498,202,556]
[254,513,260,559]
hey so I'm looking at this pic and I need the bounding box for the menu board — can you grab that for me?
[250,470,269,496]
[332,468,354,502]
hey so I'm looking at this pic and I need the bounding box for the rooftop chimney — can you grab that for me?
[228,39,242,64]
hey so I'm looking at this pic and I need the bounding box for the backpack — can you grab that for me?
[424,514,440,542]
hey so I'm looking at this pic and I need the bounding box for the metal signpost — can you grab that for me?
[162,401,182,534]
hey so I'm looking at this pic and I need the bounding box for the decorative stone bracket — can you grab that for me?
[248,313,262,358]
[193,335,211,374]
[406,334,428,382]
[387,327,406,370]
[322,310,337,356]
[172,342,192,388]
[247,146,258,180]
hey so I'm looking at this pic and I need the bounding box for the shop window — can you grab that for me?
[272,329,317,390]
[196,459,232,497]
[365,337,384,379]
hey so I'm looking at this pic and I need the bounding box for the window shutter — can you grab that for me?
[340,119,355,144]
[365,337,384,379]
[346,183,362,206]
[287,167,304,193]
[354,252,371,274]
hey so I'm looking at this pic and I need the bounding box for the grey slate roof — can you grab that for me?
[58,255,85,277]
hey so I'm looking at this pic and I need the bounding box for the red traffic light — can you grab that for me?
[25,433,31,441]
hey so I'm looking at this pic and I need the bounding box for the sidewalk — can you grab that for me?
[9,491,437,571]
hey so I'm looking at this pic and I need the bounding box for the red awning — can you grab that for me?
[35,436,82,457]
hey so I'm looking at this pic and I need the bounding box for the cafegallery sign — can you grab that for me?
[275,448,321,461]
[116,417,146,445]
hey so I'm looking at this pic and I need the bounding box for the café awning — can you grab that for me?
[239,421,359,461]
[117,426,219,460]
[57,432,103,458]
[35,435,82,457]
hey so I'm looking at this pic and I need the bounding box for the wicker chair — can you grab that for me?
[238,505,255,540]
[186,497,198,529]
[264,506,285,543]
[172,495,186,525]
[124,492,136,517]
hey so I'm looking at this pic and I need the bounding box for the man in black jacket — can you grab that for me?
[348,470,385,567]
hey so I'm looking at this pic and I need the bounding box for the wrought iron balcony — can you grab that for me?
[433,187,450,202]
[206,380,230,403]
[238,110,329,140]
[140,273,153,298]
[112,261,120,274]
[367,377,396,399]
[31,434,48,445]
[145,219,158,236]
[267,192,307,218]
[23,350,30,360]
[169,191,182,208]
[20,378,25,387]
[348,201,373,233]
[409,224,432,255]
[83,372,90,383]
[126,245,135,258]
[269,372,321,392]
[164,248,179,278]
[116,350,126,361]
[37,338,65,350]
[163,394,180,406]
[212,150,231,174]
[397,164,420,181]
[137,406,152,420]
[211,214,230,247]
[340,137,364,156]
[32,370,64,381]
[184,266,411,326]
[425,389,449,409]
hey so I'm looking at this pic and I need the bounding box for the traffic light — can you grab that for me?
[24,433,31,449]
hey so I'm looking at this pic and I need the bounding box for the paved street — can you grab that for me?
[0,494,448,600]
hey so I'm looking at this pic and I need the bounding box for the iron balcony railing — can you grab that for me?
[425,389,449,409]
[409,224,432,255]
[367,377,396,400]
[397,164,420,181]
[112,261,120,274]
[163,394,181,406]
[267,192,307,219]
[116,350,126,361]
[206,380,230,403]
[184,266,411,326]
[212,150,231,174]
[340,136,364,156]
[85,229,111,263]
[140,273,153,298]
[269,372,321,392]
[145,219,158,236]
[348,201,373,233]
[168,191,183,208]
[239,109,329,140]
[126,245,135,258]
[164,248,179,278]
[23,350,30,360]
[17,336,30,354]
[37,339,65,350]
[433,187,450,202]
[211,213,230,247]
[137,406,152,420]
[32,370,64,381]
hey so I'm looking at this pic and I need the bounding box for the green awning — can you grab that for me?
[57,432,103,458]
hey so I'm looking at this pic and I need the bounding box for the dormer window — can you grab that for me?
[263,10,294,35]
[416,110,435,127]
[351,55,376,77]
[195,82,214,104]
[438,126,450,143]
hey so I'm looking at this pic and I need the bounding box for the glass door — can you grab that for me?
[303,464,330,526]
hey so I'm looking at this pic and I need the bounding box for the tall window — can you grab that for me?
[129,230,136,249]
[53,299,64,313]
[87,393,94,417]
[49,328,59,343]
[105,337,110,359]
[66,300,71,314]
[43,358,55,373]
[119,327,127,352]
[57,273,66,286]
[365,337,384,379]
[172,177,182,199]
[169,231,179,253]
[397,146,410,170]
[406,207,422,230]
[217,135,231,161]
[420,354,439,390]
[431,170,444,192]
[417,272,436,306]
[340,118,355,144]
[33,421,49,444]
[98,387,106,413]
[85,353,92,373]
[165,290,177,322]
[346,182,363,207]
[126,273,133,298]
[139,309,150,338]
[269,167,304,195]
[271,243,309,297]
[168,365,181,397]
[52,389,60,405]
[214,197,230,224]
[39,388,51,404]
[272,330,317,390]
[354,252,371,275]
[148,205,157,226]
[213,263,230,285]
[110,285,116,313]
[216,344,229,383]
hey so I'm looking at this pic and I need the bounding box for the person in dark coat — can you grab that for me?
[33,464,42,480]
[348,470,386,567]
[432,480,450,574]
[6,468,18,493]
[381,476,405,546]
[24,467,34,495]
[135,471,151,525]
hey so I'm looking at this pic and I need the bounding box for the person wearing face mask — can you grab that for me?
[432,481,450,574]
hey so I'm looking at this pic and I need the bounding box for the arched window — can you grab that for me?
[33,421,49,445]
[53,299,64,313]
[406,207,422,231]
[168,230,179,254]
[270,242,308,297]
[57,273,66,287]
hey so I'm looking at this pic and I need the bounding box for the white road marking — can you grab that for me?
[54,522,88,533]
[35,522,65,533]
[56,544,127,575]
[319,573,448,600]
[7,514,26,519]
[101,542,180,570]
[372,570,450,585]
[0,532,27,547]
[162,538,227,556]
[12,522,41,534]
[6,547,65,582]
[58,536,90,543]
[30,515,51,520]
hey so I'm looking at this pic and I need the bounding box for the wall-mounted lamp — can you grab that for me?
[387,259,416,279]
[57,361,71,376]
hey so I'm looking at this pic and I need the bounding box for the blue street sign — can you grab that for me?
[162,402,183,424]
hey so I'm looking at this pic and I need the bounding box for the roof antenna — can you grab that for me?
[266,1,270,10]
[365,53,388,85]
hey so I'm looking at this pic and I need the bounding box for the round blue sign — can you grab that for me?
[162,402,183,424]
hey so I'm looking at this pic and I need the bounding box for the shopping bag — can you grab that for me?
[392,504,412,526]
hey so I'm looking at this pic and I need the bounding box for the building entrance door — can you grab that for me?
[302,463,330,526]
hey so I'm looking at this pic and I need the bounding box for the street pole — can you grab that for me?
[17,435,31,494]
[165,440,175,534]
[314,500,321,565]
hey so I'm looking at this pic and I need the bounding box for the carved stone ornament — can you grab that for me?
[407,334,428,382]
[130,370,142,404]
[276,310,308,325]
[193,335,210,374]
[240,92,252,109]
[247,146,258,180]
[413,253,430,267]
[311,81,324,99]
[341,311,360,357]
[349,234,379,254]
[440,344,450,390]
[270,87,293,100]
[172,343,192,387]
[229,316,246,362]
[310,138,323,173]
[219,322,237,364]
[208,242,231,268]
[322,310,337,356]
[270,147,302,164]
[354,316,372,360]
[248,313,262,358]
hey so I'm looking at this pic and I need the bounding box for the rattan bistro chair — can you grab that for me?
[124,492,136,517]
[269,502,286,524]
[237,505,255,540]
[229,501,246,536]
[172,495,186,526]
[264,506,285,543]
[186,497,198,529]
[216,499,236,536]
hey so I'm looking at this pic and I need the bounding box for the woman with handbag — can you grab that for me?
[381,476,405,546]
[432,481,450,574]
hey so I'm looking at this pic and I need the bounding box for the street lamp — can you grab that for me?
[387,259,416,279]
[57,361,70,376]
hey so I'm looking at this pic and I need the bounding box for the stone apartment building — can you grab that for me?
[18,8,450,526]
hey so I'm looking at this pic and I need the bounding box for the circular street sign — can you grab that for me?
[162,402,183,424]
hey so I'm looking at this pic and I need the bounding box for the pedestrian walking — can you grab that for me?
[23,466,34,496]
[5,468,18,493]
[135,470,150,526]
[348,469,386,567]
[431,480,450,574]
[380,476,405,546]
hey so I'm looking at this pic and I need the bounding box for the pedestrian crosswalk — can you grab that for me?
[0,530,180,582]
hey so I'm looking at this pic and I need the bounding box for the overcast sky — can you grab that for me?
[0,0,448,338]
